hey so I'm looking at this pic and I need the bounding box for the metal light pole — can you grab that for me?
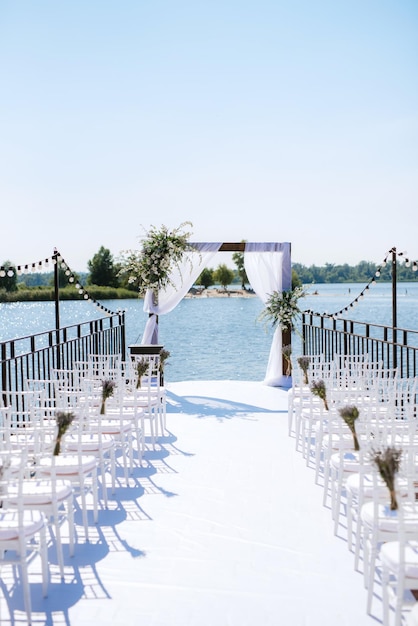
[53,248,61,369]
[391,246,397,370]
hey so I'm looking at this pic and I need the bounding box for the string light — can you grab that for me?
[0,249,121,317]
[304,247,418,319]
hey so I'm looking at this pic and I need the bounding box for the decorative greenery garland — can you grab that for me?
[121,222,194,296]
[258,285,306,332]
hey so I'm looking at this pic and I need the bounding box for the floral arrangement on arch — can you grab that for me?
[120,222,194,297]
[258,285,306,332]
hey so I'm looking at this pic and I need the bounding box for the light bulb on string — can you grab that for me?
[7,269,14,277]
[0,269,5,278]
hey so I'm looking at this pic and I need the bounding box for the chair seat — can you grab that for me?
[90,420,132,436]
[64,433,115,453]
[6,479,73,506]
[0,509,45,540]
[347,472,410,499]
[330,450,362,473]
[361,501,418,533]
[380,540,418,579]
[38,454,98,476]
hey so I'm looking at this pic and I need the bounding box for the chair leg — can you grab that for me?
[67,494,75,557]
[367,541,378,614]
[40,524,49,597]
[382,562,390,626]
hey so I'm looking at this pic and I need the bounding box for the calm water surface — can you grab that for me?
[0,282,417,381]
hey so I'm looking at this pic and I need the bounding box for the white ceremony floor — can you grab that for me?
[0,380,405,625]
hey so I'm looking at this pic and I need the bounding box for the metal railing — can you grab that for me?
[0,311,126,396]
[301,312,418,377]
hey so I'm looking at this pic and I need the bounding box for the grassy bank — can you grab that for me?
[0,286,141,303]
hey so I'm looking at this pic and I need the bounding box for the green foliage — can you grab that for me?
[292,269,301,288]
[292,260,418,283]
[0,285,139,302]
[0,261,18,292]
[87,246,120,287]
[258,286,306,331]
[232,244,249,289]
[214,264,234,290]
[196,267,214,289]
[119,222,193,295]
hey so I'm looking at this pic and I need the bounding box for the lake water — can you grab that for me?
[0,281,417,381]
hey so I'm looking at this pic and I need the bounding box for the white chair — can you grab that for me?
[38,445,99,542]
[380,500,418,626]
[360,448,418,616]
[113,355,163,453]
[62,423,115,508]
[0,452,49,624]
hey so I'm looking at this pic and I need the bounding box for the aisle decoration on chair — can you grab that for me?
[135,358,149,389]
[54,411,75,456]
[101,380,116,414]
[338,405,360,451]
[159,349,170,374]
[310,379,329,411]
[297,356,311,385]
[371,446,402,510]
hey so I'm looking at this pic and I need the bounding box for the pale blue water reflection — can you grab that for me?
[0,281,417,381]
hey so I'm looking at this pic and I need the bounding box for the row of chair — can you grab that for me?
[288,354,418,626]
[0,351,166,624]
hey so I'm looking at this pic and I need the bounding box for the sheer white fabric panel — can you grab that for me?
[141,242,222,344]
[244,242,291,387]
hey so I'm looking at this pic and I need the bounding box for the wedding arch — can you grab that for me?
[140,241,292,387]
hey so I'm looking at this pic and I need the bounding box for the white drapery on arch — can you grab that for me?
[141,242,222,344]
[244,242,292,387]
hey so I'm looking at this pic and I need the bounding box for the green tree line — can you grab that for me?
[292,260,418,284]
[1,245,416,302]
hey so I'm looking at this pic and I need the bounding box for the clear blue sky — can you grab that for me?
[1,0,417,272]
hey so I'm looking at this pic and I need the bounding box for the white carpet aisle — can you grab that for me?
[0,381,393,625]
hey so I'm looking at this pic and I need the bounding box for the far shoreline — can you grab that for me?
[185,288,256,298]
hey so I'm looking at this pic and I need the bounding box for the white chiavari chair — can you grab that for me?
[0,450,49,624]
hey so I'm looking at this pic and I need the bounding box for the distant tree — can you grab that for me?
[292,269,301,289]
[87,246,120,287]
[0,260,17,292]
[45,263,80,289]
[232,245,249,290]
[214,264,234,290]
[196,267,214,289]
